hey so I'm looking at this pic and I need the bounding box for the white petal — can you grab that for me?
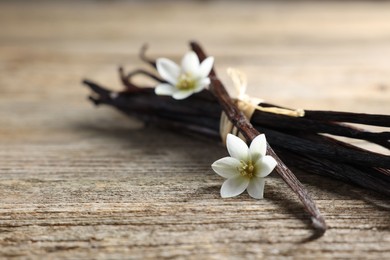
[192,77,210,93]
[226,133,249,161]
[192,82,207,94]
[181,51,200,75]
[211,157,241,178]
[220,176,249,198]
[193,84,206,94]
[247,177,266,199]
[154,83,175,96]
[156,58,180,85]
[255,155,277,178]
[249,134,267,162]
[199,77,211,87]
[172,90,193,100]
[199,56,214,78]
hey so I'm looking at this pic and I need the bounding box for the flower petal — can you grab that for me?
[226,133,249,161]
[247,177,266,199]
[172,90,193,100]
[211,157,240,178]
[199,56,214,78]
[156,58,180,85]
[199,77,211,87]
[154,83,176,96]
[193,84,206,94]
[192,79,209,94]
[220,176,249,198]
[255,155,277,178]
[249,134,267,162]
[181,51,200,75]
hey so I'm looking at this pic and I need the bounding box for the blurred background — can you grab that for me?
[0,0,389,147]
[2,1,390,103]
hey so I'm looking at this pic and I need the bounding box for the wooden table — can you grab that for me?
[1,1,389,258]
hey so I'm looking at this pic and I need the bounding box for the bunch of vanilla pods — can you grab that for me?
[84,42,390,233]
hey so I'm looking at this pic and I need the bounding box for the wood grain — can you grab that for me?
[0,1,389,259]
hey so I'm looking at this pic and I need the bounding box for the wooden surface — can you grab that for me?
[1,1,389,259]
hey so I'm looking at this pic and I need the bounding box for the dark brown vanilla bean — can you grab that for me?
[253,126,390,168]
[84,80,390,173]
[251,111,390,149]
[304,110,390,127]
[122,68,165,85]
[139,44,157,69]
[277,151,390,197]
[190,41,327,233]
[255,102,390,127]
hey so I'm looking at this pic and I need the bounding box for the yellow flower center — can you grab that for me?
[238,160,256,179]
[176,73,196,90]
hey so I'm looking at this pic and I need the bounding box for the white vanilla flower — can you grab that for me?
[155,51,214,100]
[212,134,277,199]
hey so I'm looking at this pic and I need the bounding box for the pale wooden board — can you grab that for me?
[0,1,389,259]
